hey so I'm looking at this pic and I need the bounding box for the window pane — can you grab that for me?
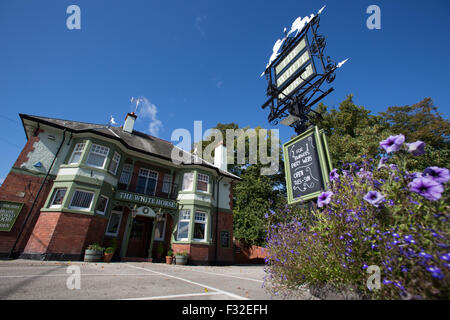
[119,164,133,185]
[193,222,205,240]
[136,176,147,194]
[106,213,121,235]
[177,222,189,240]
[51,189,66,206]
[145,178,157,196]
[109,152,121,174]
[69,143,85,164]
[86,144,109,168]
[162,174,171,193]
[182,172,193,191]
[96,196,108,214]
[70,190,94,209]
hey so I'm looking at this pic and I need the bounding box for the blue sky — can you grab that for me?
[1,0,449,183]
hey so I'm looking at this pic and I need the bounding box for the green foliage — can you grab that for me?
[87,242,104,252]
[167,249,173,257]
[104,247,115,254]
[176,250,189,257]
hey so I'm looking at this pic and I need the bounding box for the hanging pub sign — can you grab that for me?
[283,126,332,204]
[0,201,24,232]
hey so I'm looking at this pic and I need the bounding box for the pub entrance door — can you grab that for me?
[126,216,153,258]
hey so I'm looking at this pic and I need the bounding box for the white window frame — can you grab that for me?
[95,195,109,215]
[108,152,121,175]
[176,210,191,241]
[182,172,194,191]
[68,142,85,164]
[154,214,167,241]
[105,210,123,237]
[49,188,67,208]
[119,163,133,186]
[86,144,110,169]
[136,168,158,196]
[197,173,209,193]
[69,189,95,211]
[162,174,172,193]
[193,211,207,241]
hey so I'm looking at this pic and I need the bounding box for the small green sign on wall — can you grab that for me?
[0,201,24,232]
[283,126,332,204]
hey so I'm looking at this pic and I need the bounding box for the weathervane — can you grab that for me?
[260,5,348,135]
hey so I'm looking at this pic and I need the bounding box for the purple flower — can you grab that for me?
[423,166,450,184]
[408,177,444,201]
[418,252,432,260]
[363,191,385,207]
[404,235,416,245]
[379,134,405,153]
[329,168,339,181]
[317,191,333,208]
[439,253,449,262]
[426,266,444,279]
[377,156,388,170]
[406,141,426,156]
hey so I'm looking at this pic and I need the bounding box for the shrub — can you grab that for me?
[167,250,173,257]
[104,247,115,254]
[87,242,104,252]
[264,136,449,299]
[175,251,189,257]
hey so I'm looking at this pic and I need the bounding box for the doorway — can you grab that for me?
[126,216,153,258]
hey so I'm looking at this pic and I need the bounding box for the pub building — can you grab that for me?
[0,112,240,264]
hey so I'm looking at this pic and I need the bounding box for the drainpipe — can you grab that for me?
[8,129,67,259]
[213,176,224,265]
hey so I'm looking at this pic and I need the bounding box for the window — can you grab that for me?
[136,168,158,196]
[105,211,122,236]
[162,174,172,193]
[177,210,190,240]
[182,172,194,191]
[69,190,95,210]
[197,173,209,192]
[49,188,67,208]
[95,195,109,215]
[118,163,133,188]
[68,143,85,164]
[154,214,167,240]
[193,211,207,241]
[86,144,109,169]
[108,152,121,175]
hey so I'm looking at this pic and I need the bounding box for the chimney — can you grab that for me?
[214,141,227,171]
[123,112,137,133]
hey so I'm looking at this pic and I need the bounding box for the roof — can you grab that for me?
[19,114,241,181]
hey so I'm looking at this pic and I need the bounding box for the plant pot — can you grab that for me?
[175,255,188,265]
[104,252,114,263]
[84,249,103,262]
[166,256,173,264]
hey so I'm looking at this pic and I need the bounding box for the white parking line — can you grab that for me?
[124,264,249,300]
[119,291,223,300]
[0,273,160,278]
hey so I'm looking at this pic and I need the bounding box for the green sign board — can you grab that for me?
[283,126,332,204]
[0,201,24,232]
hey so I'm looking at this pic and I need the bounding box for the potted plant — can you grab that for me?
[166,249,173,265]
[175,250,188,265]
[84,242,104,262]
[104,247,115,263]
[156,242,164,260]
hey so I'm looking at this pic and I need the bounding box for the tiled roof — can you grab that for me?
[19,114,240,180]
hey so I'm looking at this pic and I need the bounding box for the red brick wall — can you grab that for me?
[23,211,108,257]
[234,239,267,264]
[0,171,53,255]
[13,129,43,169]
